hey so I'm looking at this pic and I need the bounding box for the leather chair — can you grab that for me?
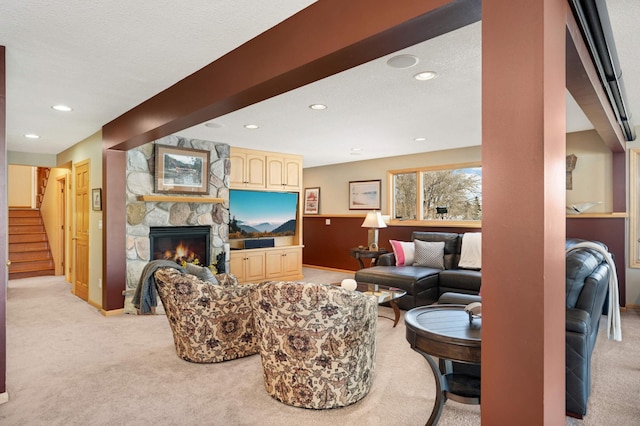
[438,238,611,418]
[250,281,377,409]
[153,267,259,363]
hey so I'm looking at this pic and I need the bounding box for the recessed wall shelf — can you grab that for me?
[137,195,224,203]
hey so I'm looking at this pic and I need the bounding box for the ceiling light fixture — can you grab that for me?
[51,104,73,112]
[204,122,222,128]
[25,134,40,139]
[414,71,438,81]
[244,124,259,129]
[387,54,419,69]
[414,137,427,142]
[350,148,362,152]
[309,104,327,110]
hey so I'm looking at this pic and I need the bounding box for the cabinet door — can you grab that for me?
[282,247,302,276]
[244,250,266,282]
[245,154,266,188]
[265,250,285,278]
[229,252,246,282]
[266,156,285,189]
[229,152,248,188]
[283,157,302,190]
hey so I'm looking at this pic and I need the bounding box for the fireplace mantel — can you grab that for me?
[137,195,224,203]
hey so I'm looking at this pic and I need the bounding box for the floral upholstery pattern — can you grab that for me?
[250,281,377,409]
[153,267,259,363]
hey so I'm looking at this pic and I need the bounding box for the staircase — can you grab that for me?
[8,208,55,279]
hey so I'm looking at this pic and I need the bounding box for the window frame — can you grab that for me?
[387,161,482,228]
[629,148,640,267]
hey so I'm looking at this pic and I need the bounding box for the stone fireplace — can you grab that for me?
[124,136,230,313]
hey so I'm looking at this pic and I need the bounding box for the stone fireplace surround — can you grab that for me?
[124,136,230,314]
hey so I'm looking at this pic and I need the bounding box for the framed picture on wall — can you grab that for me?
[304,187,320,214]
[155,144,210,194]
[349,180,381,210]
[92,188,102,211]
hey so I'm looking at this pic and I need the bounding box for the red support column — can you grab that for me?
[482,1,567,423]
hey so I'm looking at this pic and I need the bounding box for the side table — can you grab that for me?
[405,305,481,425]
[349,247,388,269]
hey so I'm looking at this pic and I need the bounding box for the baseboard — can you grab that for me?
[624,304,640,313]
[88,299,101,310]
[100,308,125,317]
[0,391,9,405]
[302,264,354,274]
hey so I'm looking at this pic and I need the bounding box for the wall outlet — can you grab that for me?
[325,219,331,225]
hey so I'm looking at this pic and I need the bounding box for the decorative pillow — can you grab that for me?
[184,262,218,284]
[389,240,415,266]
[458,232,482,270]
[413,240,445,269]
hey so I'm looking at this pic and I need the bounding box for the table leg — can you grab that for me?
[416,350,446,426]
[389,300,401,327]
[355,257,365,269]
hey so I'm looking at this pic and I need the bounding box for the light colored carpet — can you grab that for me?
[1,268,638,425]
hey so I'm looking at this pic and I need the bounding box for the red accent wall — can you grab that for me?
[303,216,479,271]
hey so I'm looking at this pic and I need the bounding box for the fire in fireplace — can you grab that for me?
[149,226,211,266]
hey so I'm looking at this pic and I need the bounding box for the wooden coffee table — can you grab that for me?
[405,305,481,425]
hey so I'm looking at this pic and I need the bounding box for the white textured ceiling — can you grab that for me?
[2,1,640,168]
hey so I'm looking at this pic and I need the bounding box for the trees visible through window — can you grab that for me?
[390,163,482,223]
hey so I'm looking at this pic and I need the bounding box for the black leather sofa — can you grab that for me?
[354,231,481,310]
[438,238,611,418]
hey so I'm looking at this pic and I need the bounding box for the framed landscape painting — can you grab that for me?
[349,180,381,210]
[155,145,210,194]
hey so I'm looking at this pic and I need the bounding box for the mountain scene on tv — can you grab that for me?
[229,190,298,239]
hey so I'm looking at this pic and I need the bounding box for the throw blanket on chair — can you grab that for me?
[567,242,622,341]
[133,260,186,314]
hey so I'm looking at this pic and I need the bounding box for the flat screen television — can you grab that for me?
[229,189,298,240]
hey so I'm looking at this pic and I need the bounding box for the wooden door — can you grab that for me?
[57,176,67,277]
[73,160,90,301]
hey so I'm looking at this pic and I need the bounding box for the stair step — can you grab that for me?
[9,269,55,280]
[9,217,43,226]
[9,258,55,272]
[9,224,46,233]
[9,233,48,243]
[9,250,52,262]
[9,241,50,252]
[8,209,41,218]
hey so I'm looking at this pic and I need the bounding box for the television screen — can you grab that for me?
[229,190,298,239]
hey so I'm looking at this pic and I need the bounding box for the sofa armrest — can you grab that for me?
[438,292,482,305]
[566,308,590,335]
[376,252,396,266]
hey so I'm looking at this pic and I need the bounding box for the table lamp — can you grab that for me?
[361,211,386,251]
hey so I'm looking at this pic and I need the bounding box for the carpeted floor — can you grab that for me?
[1,269,638,425]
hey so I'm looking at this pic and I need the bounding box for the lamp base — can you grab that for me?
[367,228,379,251]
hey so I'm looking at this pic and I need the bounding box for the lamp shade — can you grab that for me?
[361,211,387,228]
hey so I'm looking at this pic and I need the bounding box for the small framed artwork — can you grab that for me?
[349,180,381,210]
[304,187,320,214]
[92,188,102,211]
[155,144,210,194]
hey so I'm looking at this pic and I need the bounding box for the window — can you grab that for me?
[389,163,482,225]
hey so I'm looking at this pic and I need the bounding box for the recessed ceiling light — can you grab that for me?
[414,71,437,81]
[350,148,362,152]
[52,104,73,112]
[387,54,419,69]
[414,137,427,142]
[204,122,222,128]
[25,134,40,139]
[244,124,259,129]
[309,104,327,110]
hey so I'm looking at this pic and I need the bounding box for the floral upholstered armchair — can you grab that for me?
[250,281,378,409]
[153,267,259,363]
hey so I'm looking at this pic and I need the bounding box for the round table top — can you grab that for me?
[405,305,481,344]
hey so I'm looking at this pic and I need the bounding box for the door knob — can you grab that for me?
[6,260,11,267]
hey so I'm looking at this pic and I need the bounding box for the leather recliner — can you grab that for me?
[437,238,611,418]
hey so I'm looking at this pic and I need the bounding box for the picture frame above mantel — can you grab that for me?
[155,144,210,194]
